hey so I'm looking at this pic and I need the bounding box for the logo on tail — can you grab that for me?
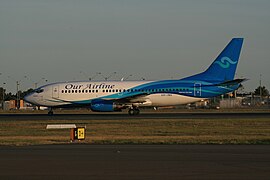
[214,57,237,69]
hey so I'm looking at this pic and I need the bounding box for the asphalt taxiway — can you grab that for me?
[0,112,270,121]
[0,145,269,179]
[0,112,269,179]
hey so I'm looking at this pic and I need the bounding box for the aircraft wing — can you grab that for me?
[101,92,149,104]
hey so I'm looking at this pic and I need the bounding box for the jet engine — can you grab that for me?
[90,99,122,112]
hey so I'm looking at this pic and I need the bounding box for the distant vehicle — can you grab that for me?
[24,38,245,115]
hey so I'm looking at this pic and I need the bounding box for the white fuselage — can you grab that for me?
[25,80,204,108]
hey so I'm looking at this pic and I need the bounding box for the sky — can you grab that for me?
[0,0,270,93]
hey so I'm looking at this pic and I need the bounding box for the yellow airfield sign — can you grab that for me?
[77,127,85,140]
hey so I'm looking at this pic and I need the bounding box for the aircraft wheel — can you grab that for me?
[128,108,140,115]
[134,109,140,115]
[128,109,135,116]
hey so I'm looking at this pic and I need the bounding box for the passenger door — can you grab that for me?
[194,83,201,97]
[52,85,59,99]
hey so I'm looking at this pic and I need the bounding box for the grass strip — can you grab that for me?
[0,118,269,146]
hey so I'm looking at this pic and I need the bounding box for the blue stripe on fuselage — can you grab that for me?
[66,79,239,105]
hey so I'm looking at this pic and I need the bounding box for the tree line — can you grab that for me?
[0,88,33,101]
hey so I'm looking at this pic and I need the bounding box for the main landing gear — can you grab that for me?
[128,107,140,116]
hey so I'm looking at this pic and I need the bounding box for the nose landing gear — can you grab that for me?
[48,108,54,115]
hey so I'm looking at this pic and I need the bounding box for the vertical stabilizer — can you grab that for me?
[183,38,244,82]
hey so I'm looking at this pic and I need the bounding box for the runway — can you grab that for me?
[0,145,269,179]
[1,111,270,121]
[0,112,269,179]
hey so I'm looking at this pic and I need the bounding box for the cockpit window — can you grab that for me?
[35,89,44,93]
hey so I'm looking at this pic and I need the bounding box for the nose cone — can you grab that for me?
[24,93,34,104]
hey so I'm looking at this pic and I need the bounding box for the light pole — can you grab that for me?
[90,72,101,81]
[102,72,117,81]
[1,83,6,110]
[121,74,133,81]
[260,74,262,102]
[24,76,47,89]
[7,76,21,110]
[0,73,3,109]
[80,72,102,81]
[16,81,20,109]
[35,78,47,89]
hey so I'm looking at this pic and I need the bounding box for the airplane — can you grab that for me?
[24,38,245,115]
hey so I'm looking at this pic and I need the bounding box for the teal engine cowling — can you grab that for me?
[90,99,122,112]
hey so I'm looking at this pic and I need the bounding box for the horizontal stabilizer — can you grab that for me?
[216,78,248,87]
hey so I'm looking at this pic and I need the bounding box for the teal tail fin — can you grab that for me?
[184,38,244,82]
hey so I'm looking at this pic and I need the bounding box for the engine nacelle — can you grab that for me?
[90,99,122,112]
